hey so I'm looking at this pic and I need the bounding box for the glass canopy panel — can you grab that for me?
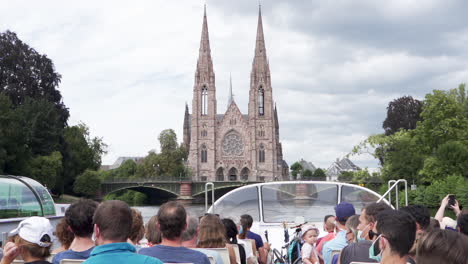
[340,185,381,213]
[261,183,338,223]
[213,186,260,221]
[21,177,56,216]
[0,177,43,218]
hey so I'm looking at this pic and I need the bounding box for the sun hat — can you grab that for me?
[9,216,53,247]
[301,225,319,238]
[334,202,356,222]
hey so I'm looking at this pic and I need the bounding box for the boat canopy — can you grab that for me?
[0,175,56,219]
[211,181,387,223]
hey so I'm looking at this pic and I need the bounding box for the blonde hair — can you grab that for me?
[197,214,227,248]
[14,235,51,259]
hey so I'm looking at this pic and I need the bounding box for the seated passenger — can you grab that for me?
[83,200,163,264]
[53,199,97,264]
[399,204,430,263]
[145,216,161,247]
[458,213,468,236]
[128,208,145,251]
[316,215,335,250]
[222,218,247,264]
[339,215,377,264]
[138,201,210,264]
[1,216,54,264]
[300,225,320,264]
[52,218,75,254]
[181,216,224,264]
[369,209,416,264]
[198,214,236,264]
[239,214,270,264]
[416,228,468,264]
[322,202,355,264]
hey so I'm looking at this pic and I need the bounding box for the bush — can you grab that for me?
[73,170,101,197]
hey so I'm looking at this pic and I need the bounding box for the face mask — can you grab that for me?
[239,225,244,234]
[369,235,382,262]
[357,224,369,241]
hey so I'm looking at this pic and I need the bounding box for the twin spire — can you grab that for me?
[197,5,268,108]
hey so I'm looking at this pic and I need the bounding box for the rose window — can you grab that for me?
[222,132,244,156]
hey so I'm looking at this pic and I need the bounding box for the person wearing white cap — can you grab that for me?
[300,225,320,264]
[1,216,53,264]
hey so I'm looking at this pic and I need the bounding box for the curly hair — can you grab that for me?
[197,214,227,248]
[55,218,74,249]
[129,208,145,244]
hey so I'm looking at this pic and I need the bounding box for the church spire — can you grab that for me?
[196,4,214,80]
[254,5,266,59]
[227,73,234,109]
[251,4,270,79]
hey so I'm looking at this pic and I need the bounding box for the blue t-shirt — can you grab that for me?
[247,231,264,249]
[83,242,162,264]
[52,247,94,264]
[139,244,210,264]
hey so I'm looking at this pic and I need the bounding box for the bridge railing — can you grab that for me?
[102,176,185,183]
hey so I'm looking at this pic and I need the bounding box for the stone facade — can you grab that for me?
[183,7,288,182]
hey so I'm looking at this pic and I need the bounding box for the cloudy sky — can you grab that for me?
[2,0,467,169]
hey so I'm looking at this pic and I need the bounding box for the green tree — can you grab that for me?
[353,84,468,185]
[28,151,62,189]
[73,170,102,197]
[312,168,327,181]
[383,96,422,136]
[61,123,107,194]
[0,31,69,124]
[159,129,178,154]
[0,93,30,174]
[302,169,313,180]
[338,171,354,182]
[290,162,303,179]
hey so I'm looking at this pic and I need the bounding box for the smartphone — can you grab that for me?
[448,195,456,207]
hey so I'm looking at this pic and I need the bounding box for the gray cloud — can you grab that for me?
[1,0,467,170]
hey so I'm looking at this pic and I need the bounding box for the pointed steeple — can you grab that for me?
[183,103,191,150]
[254,5,267,59]
[251,4,270,81]
[227,73,234,108]
[196,4,214,81]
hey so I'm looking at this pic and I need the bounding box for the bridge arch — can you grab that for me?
[103,186,178,205]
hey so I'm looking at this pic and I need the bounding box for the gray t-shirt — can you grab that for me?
[339,241,378,264]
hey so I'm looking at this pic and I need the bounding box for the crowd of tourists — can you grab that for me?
[0,194,467,264]
[301,194,468,264]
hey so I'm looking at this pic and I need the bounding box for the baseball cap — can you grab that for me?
[334,202,356,222]
[301,225,319,238]
[9,216,53,247]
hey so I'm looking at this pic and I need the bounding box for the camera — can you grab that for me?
[448,194,456,207]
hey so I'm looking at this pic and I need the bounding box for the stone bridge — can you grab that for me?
[98,177,260,204]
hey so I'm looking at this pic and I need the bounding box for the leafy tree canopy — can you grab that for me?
[383,96,422,136]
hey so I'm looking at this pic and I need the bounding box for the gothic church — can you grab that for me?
[183,7,288,182]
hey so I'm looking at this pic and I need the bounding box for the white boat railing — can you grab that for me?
[377,179,408,209]
[205,182,215,213]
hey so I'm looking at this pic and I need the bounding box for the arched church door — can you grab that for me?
[228,168,238,181]
[241,168,250,181]
[216,168,224,181]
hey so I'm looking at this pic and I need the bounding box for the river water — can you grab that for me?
[132,204,207,224]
